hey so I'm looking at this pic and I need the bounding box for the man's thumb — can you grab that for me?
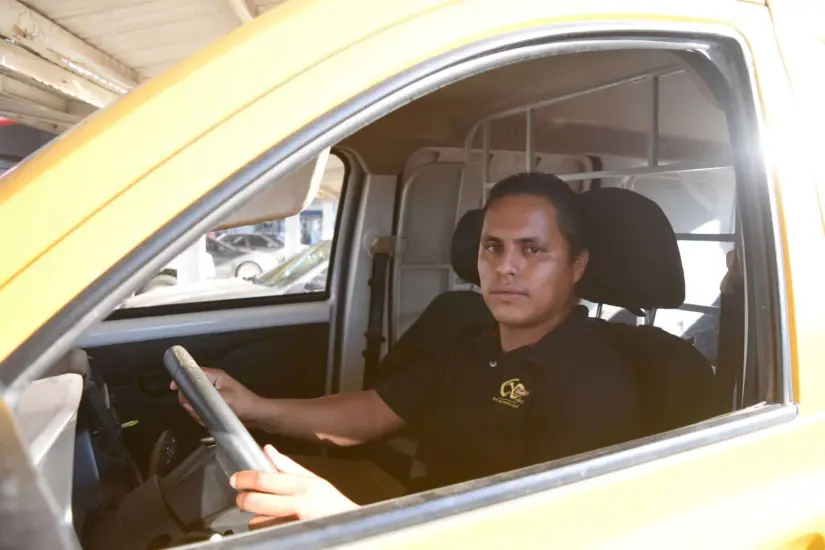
[263,445,313,476]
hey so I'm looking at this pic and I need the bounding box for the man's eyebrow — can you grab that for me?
[480,234,544,244]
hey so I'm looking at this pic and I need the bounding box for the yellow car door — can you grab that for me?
[1,1,823,549]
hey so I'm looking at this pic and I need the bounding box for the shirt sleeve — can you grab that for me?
[525,343,643,465]
[375,350,448,424]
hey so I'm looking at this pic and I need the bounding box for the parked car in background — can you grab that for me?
[136,234,290,295]
[302,268,328,293]
[119,240,332,308]
[206,236,286,279]
[216,232,284,253]
[253,239,331,295]
[136,237,216,294]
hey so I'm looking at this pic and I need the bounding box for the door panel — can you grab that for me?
[85,321,329,475]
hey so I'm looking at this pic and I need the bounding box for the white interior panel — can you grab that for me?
[338,174,397,393]
[401,164,463,264]
[393,163,462,342]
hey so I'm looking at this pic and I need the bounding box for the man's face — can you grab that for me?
[478,195,588,328]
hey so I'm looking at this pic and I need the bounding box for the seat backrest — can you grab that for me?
[577,187,685,314]
[578,187,725,434]
[365,209,492,388]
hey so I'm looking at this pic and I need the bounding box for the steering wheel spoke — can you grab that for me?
[163,345,275,474]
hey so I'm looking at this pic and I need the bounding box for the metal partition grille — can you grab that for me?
[462,66,736,327]
[393,63,739,348]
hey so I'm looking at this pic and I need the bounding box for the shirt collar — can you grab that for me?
[474,305,591,365]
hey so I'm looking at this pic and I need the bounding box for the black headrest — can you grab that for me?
[448,189,684,312]
[451,209,483,285]
[577,187,685,312]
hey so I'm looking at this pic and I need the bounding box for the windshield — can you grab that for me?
[253,239,332,289]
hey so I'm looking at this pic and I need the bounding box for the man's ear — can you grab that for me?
[572,249,589,284]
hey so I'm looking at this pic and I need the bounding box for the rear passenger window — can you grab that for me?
[631,170,737,364]
[581,168,738,365]
[115,154,345,311]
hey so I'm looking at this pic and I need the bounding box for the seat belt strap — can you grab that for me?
[363,236,395,387]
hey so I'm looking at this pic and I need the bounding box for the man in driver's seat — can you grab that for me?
[173,172,643,525]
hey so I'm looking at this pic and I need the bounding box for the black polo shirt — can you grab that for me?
[376,305,643,490]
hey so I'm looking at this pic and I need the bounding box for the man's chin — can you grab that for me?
[488,307,532,328]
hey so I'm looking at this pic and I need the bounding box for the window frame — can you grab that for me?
[0,22,792,548]
[104,151,351,321]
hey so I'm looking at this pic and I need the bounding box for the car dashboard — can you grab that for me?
[15,371,84,529]
[13,348,142,540]
[10,348,243,550]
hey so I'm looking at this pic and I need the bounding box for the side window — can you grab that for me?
[117,154,345,310]
[578,170,737,369]
[632,170,736,364]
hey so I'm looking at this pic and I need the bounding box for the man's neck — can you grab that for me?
[499,305,575,353]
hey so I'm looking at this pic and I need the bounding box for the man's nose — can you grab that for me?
[496,247,522,277]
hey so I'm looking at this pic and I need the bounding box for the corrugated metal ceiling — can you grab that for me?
[22,0,287,80]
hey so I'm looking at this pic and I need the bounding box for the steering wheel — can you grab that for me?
[163,345,275,474]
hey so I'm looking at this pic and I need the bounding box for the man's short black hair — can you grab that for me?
[483,171,587,257]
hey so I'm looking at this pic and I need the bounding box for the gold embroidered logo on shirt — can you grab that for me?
[493,378,530,408]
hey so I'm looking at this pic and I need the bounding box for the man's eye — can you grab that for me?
[484,243,501,253]
[525,245,543,255]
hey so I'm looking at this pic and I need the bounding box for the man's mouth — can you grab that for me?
[490,288,527,296]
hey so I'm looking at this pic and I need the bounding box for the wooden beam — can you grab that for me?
[0,96,81,132]
[0,73,66,111]
[0,40,118,107]
[0,74,95,116]
[0,0,138,93]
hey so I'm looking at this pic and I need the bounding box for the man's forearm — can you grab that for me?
[244,389,403,447]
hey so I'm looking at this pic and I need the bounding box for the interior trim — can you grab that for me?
[104,288,330,321]
[324,151,361,397]
[77,302,331,348]
[391,161,464,345]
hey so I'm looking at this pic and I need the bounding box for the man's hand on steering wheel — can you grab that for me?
[170,367,261,425]
[166,347,362,526]
[232,444,359,526]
